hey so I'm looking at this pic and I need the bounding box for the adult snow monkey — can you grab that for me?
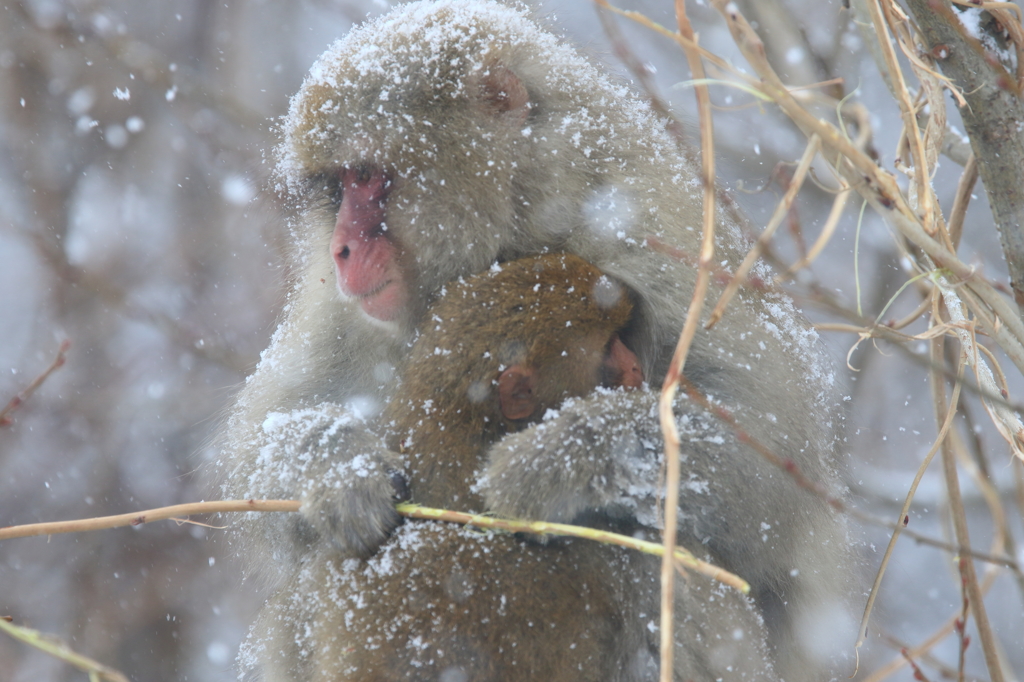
[218,2,852,680]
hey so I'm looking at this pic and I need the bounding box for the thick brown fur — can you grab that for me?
[218,2,853,679]
[384,253,634,509]
[243,254,772,681]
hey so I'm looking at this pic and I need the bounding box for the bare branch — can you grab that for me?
[908,0,1024,311]
[0,340,70,427]
[0,499,749,593]
[0,617,129,682]
[931,333,1005,682]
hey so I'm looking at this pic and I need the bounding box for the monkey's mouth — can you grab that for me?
[356,278,404,322]
[360,279,392,297]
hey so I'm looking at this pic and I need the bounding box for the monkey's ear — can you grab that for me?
[498,365,537,420]
[478,65,530,124]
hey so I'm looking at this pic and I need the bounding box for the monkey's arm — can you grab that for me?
[222,404,408,562]
[479,389,664,528]
[479,389,808,581]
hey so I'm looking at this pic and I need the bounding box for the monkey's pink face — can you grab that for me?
[329,167,409,322]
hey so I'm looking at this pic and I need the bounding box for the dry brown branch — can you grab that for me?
[855,327,1006,681]
[950,424,1024,597]
[939,278,1024,461]
[948,154,979,248]
[711,0,1024,413]
[0,499,749,593]
[881,631,970,681]
[957,281,1024,382]
[401,504,749,593]
[901,647,935,682]
[716,0,973,332]
[0,617,129,682]
[0,340,70,427]
[953,361,1024,600]
[708,134,820,327]
[735,0,824,88]
[899,523,1020,571]
[859,569,1001,682]
[812,312,1024,417]
[908,0,1024,310]
[886,294,935,331]
[594,4,690,153]
[953,416,1009,562]
[689,4,1024,676]
[650,2,720,677]
[594,0,736,75]
[854,344,963,656]
[931,333,1005,682]
[780,183,851,278]
[865,0,938,232]
[0,500,299,539]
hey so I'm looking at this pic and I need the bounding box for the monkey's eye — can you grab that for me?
[307,171,344,210]
[328,181,344,206]
[318,173,343,206]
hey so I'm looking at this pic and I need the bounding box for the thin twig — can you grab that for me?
[780,184,850,279]
[400,504,749,593]
[901,647,935,682]
[0,499,299,539]
[0,617,129,682]
[865,0,936,232]
[0,339,70,427]
[947,154,979,249]
[956,557,971,682]
[937,276,1024,461]
[707,134,820,327]
[882,631,967,681]
[653,2,718,678]
[931,334,1005,682]
[0,499,750,593]
[854,346,963,656]
[858,569,1000,682]
[594,3,690,152]
[901,523,1020,571]
[806,285,1024,415]
[711,0,1024,373]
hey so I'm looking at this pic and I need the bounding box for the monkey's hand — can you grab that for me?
[479,389,663,528]
[243,405,409,559]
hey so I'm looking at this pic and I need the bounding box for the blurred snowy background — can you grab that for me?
[1,1,1021,680]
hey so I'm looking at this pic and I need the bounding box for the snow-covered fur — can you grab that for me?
[216,2,853,680]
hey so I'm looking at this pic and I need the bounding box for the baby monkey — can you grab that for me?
[250,254,771,681]
[347,253,647,679]
[385,252,644,512]
[255,255,656,680]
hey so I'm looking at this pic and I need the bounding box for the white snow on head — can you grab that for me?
[275,0,684,193]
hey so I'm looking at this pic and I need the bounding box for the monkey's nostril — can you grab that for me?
[340,245,351,259]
